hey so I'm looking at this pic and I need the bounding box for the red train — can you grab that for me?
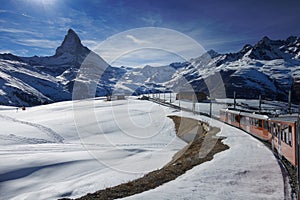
[220,108,298,166]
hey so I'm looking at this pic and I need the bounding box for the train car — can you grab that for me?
[220,109,270,141]
[219,109,240,127]
[269,115,298,166]
[220,108,298,167]
[239,111,271,141]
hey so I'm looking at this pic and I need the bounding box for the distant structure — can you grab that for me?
[116,94,126,100]
[106,94,111,101]
[106,93,127,101]
[176,91,207,102]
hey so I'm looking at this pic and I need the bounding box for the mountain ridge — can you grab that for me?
[0,30,299,106]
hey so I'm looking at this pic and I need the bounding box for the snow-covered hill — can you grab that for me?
[0,98,285,199]
[0,98,186,199]
[0,29,299,106]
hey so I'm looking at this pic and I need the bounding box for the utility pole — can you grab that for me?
[288,89,292,114]
[169,91,171,103]
[259,95,262,113]
[210,99,213,118]
[192,94,196,114]
[233,91,236,110]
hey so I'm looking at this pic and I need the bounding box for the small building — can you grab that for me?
[116,95,125,100]
[176,91,207,102]
[108,93,127,101]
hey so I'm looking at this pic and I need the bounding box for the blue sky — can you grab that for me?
[0,0,300,66]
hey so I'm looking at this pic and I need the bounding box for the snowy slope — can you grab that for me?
[0,98,186,199]
[0,31,299,106]
[0,99,286,199]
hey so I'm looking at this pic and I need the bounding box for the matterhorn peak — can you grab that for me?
[54,28,90,57]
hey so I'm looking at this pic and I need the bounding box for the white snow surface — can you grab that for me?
[122,111,285,200]
[0,98,186,200]
[0,98,285,199]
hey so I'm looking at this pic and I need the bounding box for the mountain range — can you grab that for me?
[0,29,299,107]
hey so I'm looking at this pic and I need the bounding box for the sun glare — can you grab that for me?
[28,0,57,6]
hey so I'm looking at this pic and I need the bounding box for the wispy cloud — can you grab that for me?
[126,35,150,45]
[0,28,39,35]
[15,39,60,49]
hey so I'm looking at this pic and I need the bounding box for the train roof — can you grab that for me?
[220,108,269,120]
[240,111,269,120]
[269,115,298,123]
[221,108,299,123]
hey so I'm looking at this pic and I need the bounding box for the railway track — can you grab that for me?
[147,97,297,200]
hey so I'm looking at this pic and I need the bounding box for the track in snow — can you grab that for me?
[0,114,64,143]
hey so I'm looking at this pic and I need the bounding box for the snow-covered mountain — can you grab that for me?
[116,36,300,102]
[0,29,299,107]
[0,29,127,106]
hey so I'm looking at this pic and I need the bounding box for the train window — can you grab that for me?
[231,114,235,122]
[245,117,250,126]
[283,125,288,144]
[280,125,284,142]
[270,122,275,135]
[254,119,262,128]
[240,116,245,124]
[258,120,263,128]
[241,116,250,126]
[264,120,269,130]
[274,123,278,137]
[234,115,239,122]
[288,125,293,147]
[288,132,292,146]
[253,119,258,126]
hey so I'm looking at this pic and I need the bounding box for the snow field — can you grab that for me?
[0,98,286,200]
[0,98,186,199]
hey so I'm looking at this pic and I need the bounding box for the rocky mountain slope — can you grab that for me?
[0,29,299,107]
